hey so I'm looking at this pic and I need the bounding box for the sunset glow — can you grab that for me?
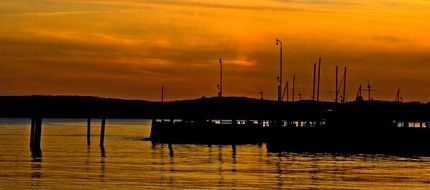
[1,0,430,101]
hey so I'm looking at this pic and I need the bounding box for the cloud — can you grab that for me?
[273,0,360,6]
[1,0,430,101]
[372,35,401,43]
[4,10,94,17]
[225,58,257,66]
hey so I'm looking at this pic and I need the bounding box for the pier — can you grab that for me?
[1,95,430,155]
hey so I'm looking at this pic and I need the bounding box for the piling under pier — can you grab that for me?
[150,120,268,144]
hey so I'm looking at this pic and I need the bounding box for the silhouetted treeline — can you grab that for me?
[0,95,429,121]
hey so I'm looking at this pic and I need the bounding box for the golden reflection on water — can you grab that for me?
[0,119,430,189]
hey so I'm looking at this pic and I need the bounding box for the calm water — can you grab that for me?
[1,119,430,189]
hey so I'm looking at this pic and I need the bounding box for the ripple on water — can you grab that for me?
[0,119,430,189]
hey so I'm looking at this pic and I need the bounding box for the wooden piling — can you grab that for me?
[30,118,42,153]
[30,118,35,149]
[34,118,42,149]
[87,118,91,146]
[100,118,106,147]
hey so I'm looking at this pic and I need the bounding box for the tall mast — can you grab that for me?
[276,39,283,102]
[356,85,362,99]
[317,57,321,102]
[396,88,400,102]
[342,66,347,103]
[218,58,223,98]
[286,81,289,102]
[282,79,289,101]
[161,85,164,102]
[292,75,296,102]
[367,81,371,101]
[335,65,338,103]
[312,63,316,101]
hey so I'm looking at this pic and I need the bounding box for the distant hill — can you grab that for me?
[0,95,429,121]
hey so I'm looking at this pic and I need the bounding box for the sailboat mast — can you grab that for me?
[335,65,338,103]
[219,58,222,97]
[312,63,316,101]
[317,57,321,102]
[342,67,347,103]
[292,75,296,102]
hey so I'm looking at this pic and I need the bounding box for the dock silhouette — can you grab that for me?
[1,95,430,155]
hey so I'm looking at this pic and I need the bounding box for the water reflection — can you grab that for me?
[31,151,42,162]
[231,145,237,189]
[86,147,91,174]
[3,120,430,189]
[99,155,106,182]
[168,144,174,189]
[99,145,106,181]
[275,153,283,189]
[30,156,42,187]
[231,144,236,159]
[217,145,224,189]
[168,143,174,158]
[151,141,157,149]
[100,146,106,158]
[208,144,213,164]
[310,154,319,189]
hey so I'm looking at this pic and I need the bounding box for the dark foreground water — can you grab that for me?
[1,119,430,189]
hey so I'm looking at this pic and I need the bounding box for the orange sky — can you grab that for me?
[1,0,430,102]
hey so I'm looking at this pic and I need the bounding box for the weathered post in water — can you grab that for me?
[29,118,35,149]
[100,118,106,148]
[30,117,43,154]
